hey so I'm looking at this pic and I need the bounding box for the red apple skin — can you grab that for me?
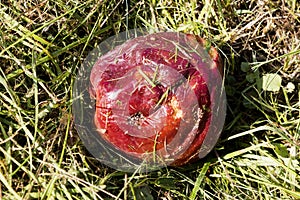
[170,34,223,166]
[90,32,223,166]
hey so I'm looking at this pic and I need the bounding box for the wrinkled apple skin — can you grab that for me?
[89,32,223,166]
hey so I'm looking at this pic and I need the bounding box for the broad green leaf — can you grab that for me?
[155,177,177,190]
[262,73,282,92]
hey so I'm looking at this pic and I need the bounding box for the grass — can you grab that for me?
[0,0,299,199]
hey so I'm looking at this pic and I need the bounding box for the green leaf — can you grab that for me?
[246,73,256,83]
[241,62,250,72]
[190,162,211,200]
[154,177,177,190]
[273,143,289,158]
[261,73,282,92]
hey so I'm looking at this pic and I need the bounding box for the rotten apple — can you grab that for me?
[89,32,224,167]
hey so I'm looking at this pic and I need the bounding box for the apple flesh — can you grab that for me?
[89,32,222,166]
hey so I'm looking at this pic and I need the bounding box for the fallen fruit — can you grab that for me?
[88,32,225,168]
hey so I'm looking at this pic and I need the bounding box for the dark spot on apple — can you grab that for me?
[127,112,146,128]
